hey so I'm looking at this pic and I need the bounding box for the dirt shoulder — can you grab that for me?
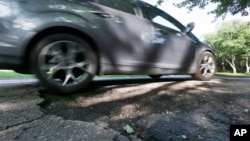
[40,77,250,141]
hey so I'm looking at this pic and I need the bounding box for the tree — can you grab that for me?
[157,0,250,19]
[205,21,250,73]
[238,22,250,72]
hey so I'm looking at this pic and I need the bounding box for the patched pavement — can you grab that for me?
[0,81,139,141]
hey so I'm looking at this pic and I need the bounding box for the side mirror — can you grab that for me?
[184,22,195,33]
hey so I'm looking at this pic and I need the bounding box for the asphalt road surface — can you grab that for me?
[1,75,250,141]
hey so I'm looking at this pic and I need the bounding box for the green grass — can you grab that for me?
[216,72,250,76]
[0,70,142,79]
[0,70,34,79]
[95,75,146,78]
[1,70,250,79]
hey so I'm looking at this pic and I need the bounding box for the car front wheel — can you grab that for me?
[31,33,98,94]
[192,51,216,81]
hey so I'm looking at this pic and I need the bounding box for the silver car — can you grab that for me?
[0,0,216,93]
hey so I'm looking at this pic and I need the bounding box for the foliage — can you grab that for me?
[157,0,250,19]
[205,21,250,73]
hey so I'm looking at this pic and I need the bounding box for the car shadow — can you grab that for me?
[82,75,193,93]
[39,76,250,140]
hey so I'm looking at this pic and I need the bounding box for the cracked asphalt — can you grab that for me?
[0,76,249,141]
[0,79,136,141]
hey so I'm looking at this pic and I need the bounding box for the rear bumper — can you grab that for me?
[0,54,24,70]
[0,36,36,72]
[0,23,36,71]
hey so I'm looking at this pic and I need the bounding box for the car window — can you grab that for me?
[152,16,180,31]
[140,2,183,32]
[97,0,139,16]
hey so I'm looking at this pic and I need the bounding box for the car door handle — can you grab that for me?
[156,28,162,31]
[90,11,122,23]
[156,28,168,34]
[90,11,114,18]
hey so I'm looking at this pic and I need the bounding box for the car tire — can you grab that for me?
[31,33,98,94]
[192,51,216,81]
[149,75,162,79]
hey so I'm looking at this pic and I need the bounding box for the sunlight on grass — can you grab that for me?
[216,72,250,76]
[95,75,145,78]
[0,70,34,79]
[1,69,250,79]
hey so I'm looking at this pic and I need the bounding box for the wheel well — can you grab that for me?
[24,26,100,74]
[204,50,216,58]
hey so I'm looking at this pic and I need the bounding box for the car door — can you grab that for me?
[93,0,155,69]
[140,2,197,70]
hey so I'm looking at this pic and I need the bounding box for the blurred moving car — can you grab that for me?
[0,0,216,93]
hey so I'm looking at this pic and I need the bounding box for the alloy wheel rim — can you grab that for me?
[200,55,215,77]
[37,41,92,86]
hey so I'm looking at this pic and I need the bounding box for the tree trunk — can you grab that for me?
[246,57,250,73]
[226,59,237,73]
[222,62,225,72]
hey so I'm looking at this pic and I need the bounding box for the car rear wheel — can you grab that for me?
[31,33,97,94]
[192,51,216,81]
